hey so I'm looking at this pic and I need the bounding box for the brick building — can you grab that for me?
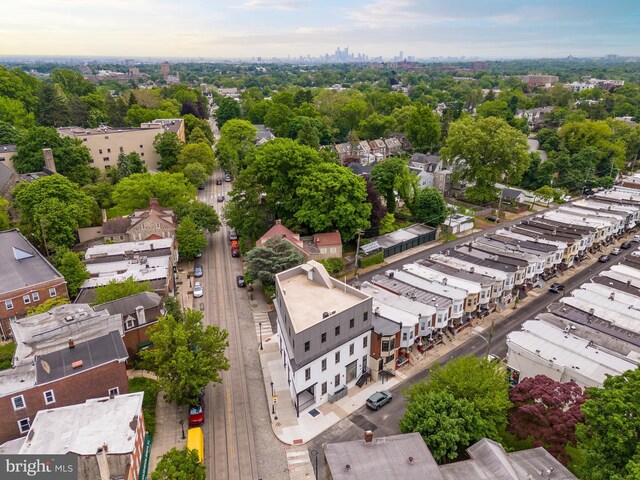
[0,229,69,339]
[0,303,128,443]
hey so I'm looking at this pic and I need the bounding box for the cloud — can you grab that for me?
[235,0,307,11]
[489,14,522,25]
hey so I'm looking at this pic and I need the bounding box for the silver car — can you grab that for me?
[366,391,392,410]
[193,282,204,298]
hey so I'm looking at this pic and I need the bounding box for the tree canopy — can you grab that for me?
[111,172,196,213]
[151,447,206,480]
[141,309,229,405]
[175,217,207,260]
[413,187,448,226]
[153,131,184,171]
[52,248,90,299]
[244,236,305,286]
[175,201,220,233]
[94,277,152,305]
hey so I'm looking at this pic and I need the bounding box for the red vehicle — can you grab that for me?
[189,397,205,427]
[231,239,240,257]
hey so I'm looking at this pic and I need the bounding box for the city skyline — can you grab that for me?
[2,0,639,59]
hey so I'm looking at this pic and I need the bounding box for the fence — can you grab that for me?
[328,386,348,403]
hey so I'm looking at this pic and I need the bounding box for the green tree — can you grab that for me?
[441,116,530,202]
[142,309,229,405]
[575,369,640,480]
[52,248,90,298]
[153,131,184,171]
[175,201,220,233]
[358,113,398,140]
[151,447,206,480]
[0,197,10,231]
[26,297,70,316]
[188,126,210,145]
[371,157,410,214]
[176,217,207,260]
[115,151,147,181]
[533,185,555,207]
[83,178,115,210]
[477,100,513,122]
[216,97,241,127]
[37,83,70,127]
[404,106,441,153]
[0,96,35,129]
[295,162,371,241]
[50,68,94,96]
[245,236,305,286]
[399,391,484,463]
[182,114,214,144]
[111,172,196,213]
[296,120,321,149]
[176,142,216,175]
[413,187,448,226]
[264,102,292,136]
[216,120,257,173]
[181,163,208,187]
[405,355,511,441]
[13,175,95,250]
[94,277,152,305]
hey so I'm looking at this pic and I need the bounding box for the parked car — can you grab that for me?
[198,183,205,190]
[193,282,204,297]
[611,248,622,256]
[194,264,203,278]
[216,178,222,185]
[549,282,564,293]
[194,251,203,258]
[189,397,205,427]
[598,255,610,263]
[633,235,640,243]
[225,174,232,182]
[217,195,225,202]
[621,242,632,249]
[366,391,392,410]
[485,215,501,223]
[236,275,246,288]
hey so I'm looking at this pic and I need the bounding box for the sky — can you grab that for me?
[2,0,640,60]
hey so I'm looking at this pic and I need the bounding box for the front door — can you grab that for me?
[346,360,358,384]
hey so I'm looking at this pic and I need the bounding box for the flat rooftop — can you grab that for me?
[82,256,169,288]
[84,238,173,259]
[507,320,636,384]
[360,282,436,317]
[404,262,479,294]
[20,392,144,456]
[277,261,369,333]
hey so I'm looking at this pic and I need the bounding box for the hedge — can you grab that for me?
[359,252,384,269]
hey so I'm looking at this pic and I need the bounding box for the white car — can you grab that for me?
[611,248,621,256]
[193,282,204,298]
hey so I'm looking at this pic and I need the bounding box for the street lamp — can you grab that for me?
[310,449,318,480]
[270,381,274,397]
[259,322,263,350]
[179,419,185,440]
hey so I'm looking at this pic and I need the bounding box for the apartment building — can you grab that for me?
[275,261,372,416]
[58,118,185,171]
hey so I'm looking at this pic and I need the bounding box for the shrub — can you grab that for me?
[129,377,159,436]
[318,257,345,275]
[360,252,384,269]
[0,341,16,370]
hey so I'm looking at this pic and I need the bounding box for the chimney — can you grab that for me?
[96,443,111,480]
[135,305,146,325]
[364,430,373,443]
[68,338,75,349]
[101,208,107,224]
[275,219,281,225]
[42,148,57,173]
[149,198,159,208]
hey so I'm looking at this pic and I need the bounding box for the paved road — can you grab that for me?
[307,237,639,479]
[196,174,288,480]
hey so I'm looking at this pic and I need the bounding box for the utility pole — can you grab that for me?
[354,229,363,276]
[485,317,495,359]
[496,186,505,219]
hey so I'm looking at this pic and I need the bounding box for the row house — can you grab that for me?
[538,212,607,250]
[333,137,405,163]
[483,233,562,279]
[524,218,596,258]
[275,261,372,416]
[371,273,452,333]
[572,199,640,231]
[455,243,528,288]
[473,236,547,281]
[0,303,128,444]
[0,229,69,340]
[402,263,484,319]
[430,252,516,305]
[497,229,568,268]
[509,222,581,268]
[558,206,625,239]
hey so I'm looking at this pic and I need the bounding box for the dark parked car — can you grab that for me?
[217,195,225,202]
[598,254,610,263]
[485,215,501,223]
[198,183,205,190]
[194,264,203,278]
[548,282,564,293]
[236,275,246,288]
[216,178,222,185]
[189,396,205,427]
[621,242,632,249]
[366,391,392,410]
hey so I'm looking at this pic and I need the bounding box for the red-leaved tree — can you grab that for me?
[507,375,585,463]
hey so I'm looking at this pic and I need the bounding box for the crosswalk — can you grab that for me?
[253,312,274,344]
[285,445,315,479]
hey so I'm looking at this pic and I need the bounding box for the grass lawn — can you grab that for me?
[0,341,16,370]
[129,377,159,437]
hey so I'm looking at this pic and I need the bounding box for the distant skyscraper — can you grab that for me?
[160,61,170,79]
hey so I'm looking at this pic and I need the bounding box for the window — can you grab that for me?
[105,165,112,170]
[119,146,124,153]
[82,138,87,142]
[125,317,136,330]
[335,326,340,336]
[141,152,144,157]
[330,247,337,254]
[22,295,30,305]
[140,144,144,148]
[335,374,340,387]
[321,332,326,343]
[321,382,327,395]
[5,299,13,310]
[335,351,340,364]
[99,149,103,154]
[32,292,40,302]
[108,387,119,396]
[49,287,57,298]
[402,332,407,341]
[349,343,354,355]
[12,395,25,410]
[349,318,354,329]
[363,312,368,322]
[103,157,110,161]
[321,358,327,371]
[305,368,311,381]
[304,341,310,352]
[363,336,368,348]
[17,418,30,434]
[107,148,111,153]
[104,136,109,139]
[43,390,55,405]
